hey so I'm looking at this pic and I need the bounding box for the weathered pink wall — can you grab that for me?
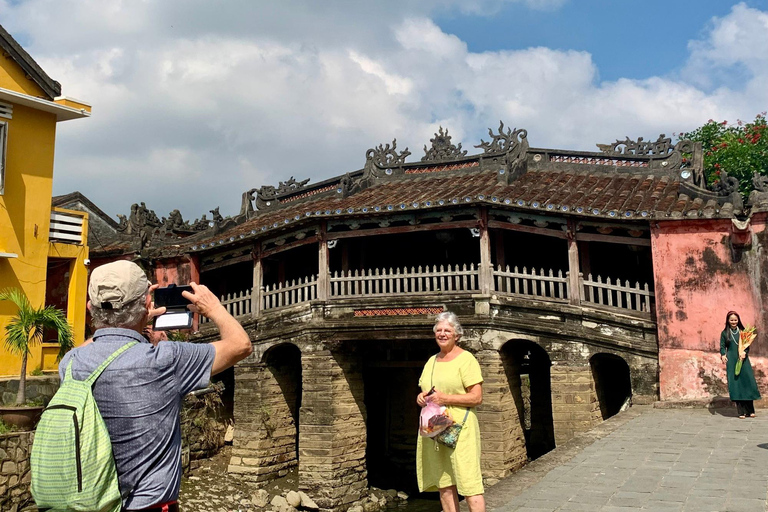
[154,256,200,287]
[652,214,768,400]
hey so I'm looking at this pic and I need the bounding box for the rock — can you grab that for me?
[370,494,379,503]
[396,491,409,501]
[253,489,270,507]
[348,506,364,512]
[225,424,235,443]
[286,490,301,508]
[298,491,319,510]
[363,501,379,512]
[379,498,388,508]
[385,489,398,499]
[271,495,289,509]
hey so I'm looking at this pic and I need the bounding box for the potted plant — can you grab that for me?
[0,288,73,429]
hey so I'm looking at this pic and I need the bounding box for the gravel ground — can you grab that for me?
[179,446,299,512]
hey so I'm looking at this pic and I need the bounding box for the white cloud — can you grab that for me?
[1,1,765,223]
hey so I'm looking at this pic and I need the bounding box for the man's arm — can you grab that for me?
[182,283,252,375]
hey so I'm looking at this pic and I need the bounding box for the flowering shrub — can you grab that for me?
[680,113,768,195]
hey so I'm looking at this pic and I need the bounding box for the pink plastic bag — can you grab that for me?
[419,401,454,437]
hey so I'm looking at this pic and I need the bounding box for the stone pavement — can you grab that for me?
[485,406,768,512]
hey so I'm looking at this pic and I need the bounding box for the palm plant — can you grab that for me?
[0,288,73,405]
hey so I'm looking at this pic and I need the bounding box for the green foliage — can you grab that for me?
[681,113,768,195]
[30,366,44,376]
[0,288,74,404]
[0,419,13,434]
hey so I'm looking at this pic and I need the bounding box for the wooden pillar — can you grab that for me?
[479,208,493,294]
[567,219,581,305]
[252,244,262,318]
[317,222,329,301]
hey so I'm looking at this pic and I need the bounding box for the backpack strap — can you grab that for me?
[84,342,138,385]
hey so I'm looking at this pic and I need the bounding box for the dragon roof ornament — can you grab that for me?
[421,127,467,162]
[365,139,411,167]
[475,121,528,155]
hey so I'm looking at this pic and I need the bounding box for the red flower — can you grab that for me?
[739,138,744,143]
[715,163,721,169]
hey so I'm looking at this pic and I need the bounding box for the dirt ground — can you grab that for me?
[179,446,294,511]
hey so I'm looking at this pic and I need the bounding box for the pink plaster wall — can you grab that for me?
[652,214,768,400]
[154,256,200,287]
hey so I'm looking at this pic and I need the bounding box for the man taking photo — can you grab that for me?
[58,260,251,511]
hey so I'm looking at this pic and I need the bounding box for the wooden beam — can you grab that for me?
[252,244,262,318]
[317,221,329,301]
[327,220,478,240]
[567,219,581,306]
[479,208,492,294]
[575,232,651,246]
[261,234,320,259]
[488,220,568,239]
[200,252,253,272]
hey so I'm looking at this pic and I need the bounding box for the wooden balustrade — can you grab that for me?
[580,273,654,313]
[197,266,654,325]
[493,266,569,301]
[200,289,252,324]
[262,275,317,311]
[330,264,479,298]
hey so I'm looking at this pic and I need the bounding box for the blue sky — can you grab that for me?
[1,0,767,220]
[437,0,764,82]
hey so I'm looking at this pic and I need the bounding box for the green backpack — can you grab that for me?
[31,342,136,512]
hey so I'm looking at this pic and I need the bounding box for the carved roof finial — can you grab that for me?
[421,127,467,162]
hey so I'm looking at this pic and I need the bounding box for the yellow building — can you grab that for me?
[0,25,91,377]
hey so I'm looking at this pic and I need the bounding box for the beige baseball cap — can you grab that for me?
[88,260,150,310]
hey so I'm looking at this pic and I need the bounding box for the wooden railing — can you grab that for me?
[330,264,479,298]
[49,210,85,244]
[493,266,569,302]
[580,274,654,313]
[200,289,252,324]
[262,275,317,311]
[198,267,654,324]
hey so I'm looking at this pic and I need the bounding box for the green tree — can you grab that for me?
[0,288,73,405]
[681,113,768,196]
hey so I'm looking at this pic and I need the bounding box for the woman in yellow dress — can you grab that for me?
[416,312,485,512]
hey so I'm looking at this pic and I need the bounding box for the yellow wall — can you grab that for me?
[0,55,48,98]
[0,53,89,377]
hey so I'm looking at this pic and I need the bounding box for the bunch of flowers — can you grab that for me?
[735,326,757,376]
[680,113,768,196]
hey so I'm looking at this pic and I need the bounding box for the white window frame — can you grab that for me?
[0,121,6,196]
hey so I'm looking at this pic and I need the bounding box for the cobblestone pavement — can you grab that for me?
[488,406,768,512]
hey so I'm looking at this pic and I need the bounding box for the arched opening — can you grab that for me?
[590,353,632,420]
[360,339,437,494]
[263,343,303,469]
[501,340,555,460]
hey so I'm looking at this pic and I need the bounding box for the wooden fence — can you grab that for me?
[262,275,317,311]
[330,264,479,298]
[493,266,569,301]
[197,267,654,323]
[200,289,252,324]
[580,273,654,313]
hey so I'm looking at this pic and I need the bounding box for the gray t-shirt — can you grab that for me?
[59,328,215,509]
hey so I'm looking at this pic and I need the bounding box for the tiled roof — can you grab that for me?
[186,167,731,252]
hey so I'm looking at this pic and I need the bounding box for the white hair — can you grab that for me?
[90,292,148,330]
[433,311,463,337]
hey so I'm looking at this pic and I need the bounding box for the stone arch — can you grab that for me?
[590,353,632,420]
[262,342,302,468]
[500,339,555,460]
[228,342,302,481]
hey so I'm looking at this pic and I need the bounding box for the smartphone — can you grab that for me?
[152,285,193,330]
[153,285,192,308]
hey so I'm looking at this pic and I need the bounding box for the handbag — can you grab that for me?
[433,408,469,448]
[429,357,470,449]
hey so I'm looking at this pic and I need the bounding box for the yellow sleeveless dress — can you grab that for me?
[416,351,484,496]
